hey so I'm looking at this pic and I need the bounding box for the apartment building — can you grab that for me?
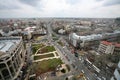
[98,41,120,54]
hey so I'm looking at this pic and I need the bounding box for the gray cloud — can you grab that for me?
[95,0,104,2]
[0,0,20,10]
[67,0,80,4]
[19,0,40,6]
[104,0,120,6]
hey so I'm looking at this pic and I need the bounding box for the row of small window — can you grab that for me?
[0,53,22,69]
[0,66,16,80]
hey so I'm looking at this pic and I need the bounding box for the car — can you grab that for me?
[94,73,97,77]
[51,71,56,76]
[97,77,102,80]
[75,66,78,70]
[87,77,90,80]
[65,56,70,61]
[81,70,84,73]
[79,57,81,60]
[102,77,106,80]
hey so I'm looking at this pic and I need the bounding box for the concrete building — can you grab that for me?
[69,33,80,47]
[79,21,92,26]
[98,41,120,54]
[69,30,120,47]
[58,29,65,34]
[111,61,120,80]
[0,37,26,80]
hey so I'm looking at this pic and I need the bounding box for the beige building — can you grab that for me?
[0,37,26,80]
[98,41,120,54]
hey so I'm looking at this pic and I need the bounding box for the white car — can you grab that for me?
[81,70,84,73]
[79,57,81,60]
[87,77,90,80]
[97,77,102,80]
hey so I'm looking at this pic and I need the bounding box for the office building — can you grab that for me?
[0,37,26,80]
[111,61,120,80]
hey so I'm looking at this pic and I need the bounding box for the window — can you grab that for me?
[12,57,14,61]
[7,61,11,66]
[0,59,3,62]
[0,63,6,69]
[13,63,17,71]
[9,67,15,76]
[0,75,2,80]
[2,69,11,79]
[20,53,23,58]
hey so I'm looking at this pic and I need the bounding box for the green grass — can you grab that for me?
[39,46,55,53]
[32,43,45,54]
[34,58,63,74]
[34,53,54,60]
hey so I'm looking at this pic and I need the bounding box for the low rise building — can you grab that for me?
[58,29,65,34]
[0,37,26,80]
[98,41,120,54]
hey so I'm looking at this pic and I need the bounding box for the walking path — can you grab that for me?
[33,44,60,62]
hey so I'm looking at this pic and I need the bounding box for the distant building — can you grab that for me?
[111,61,120,80]
[24,26,47,36]
[79,21,92,26]
[69,30,120,48]
[98,41,120,54]
[58,29,65,34]
[0,37,26,80]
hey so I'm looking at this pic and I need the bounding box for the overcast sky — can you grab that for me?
[0,0,120,18]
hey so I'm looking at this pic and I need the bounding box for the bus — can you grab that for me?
[92,65,100,73]
[85,58,92,65]
[85,59,100,73]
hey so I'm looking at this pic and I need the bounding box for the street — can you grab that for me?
[46,22,98,80]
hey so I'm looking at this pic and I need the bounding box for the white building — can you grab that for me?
[0,37,26,80]
[69,33,80,47]
[58,29,65,34]
[69,30,120,47]
[111,61,120,80]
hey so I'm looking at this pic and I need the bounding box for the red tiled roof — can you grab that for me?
[101,41,120,47]
[101,41,112,45]
[115,43,120,47]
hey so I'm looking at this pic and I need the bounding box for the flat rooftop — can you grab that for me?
[0,37,21,53]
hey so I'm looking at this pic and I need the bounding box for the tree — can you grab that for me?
[61,69,66,73]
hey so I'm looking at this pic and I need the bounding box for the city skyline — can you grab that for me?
[0,0,120,18]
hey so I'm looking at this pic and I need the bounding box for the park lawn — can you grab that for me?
[39,46,56,53]
[52,33,56,37]
[34,53,54,60]
[34,58,63,74]
[53,37,59,41]
[32,43,45,54]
